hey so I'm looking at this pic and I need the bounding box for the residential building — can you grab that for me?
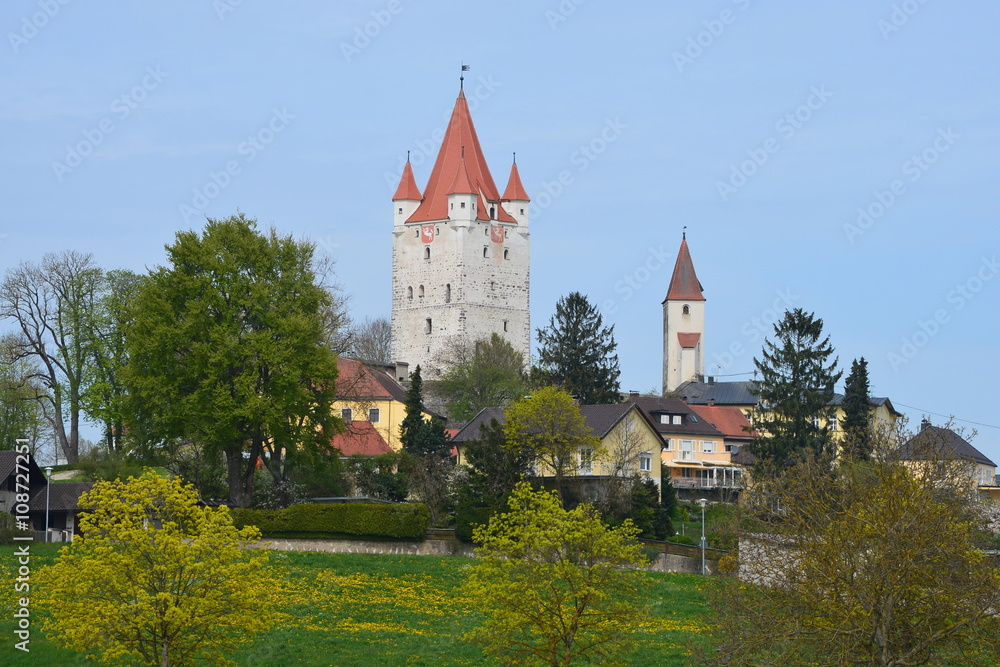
[896,420,999,501]
[390,83,530,377]
[1,451,92,541]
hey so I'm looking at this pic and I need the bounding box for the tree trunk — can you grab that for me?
[225,446,246,507]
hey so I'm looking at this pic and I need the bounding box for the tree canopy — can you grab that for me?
[748,308,841,476]
[437,333,528,422]
[37,472,275,666]
[124,213,343,506]
[535,292,621,404]
[464,482,649,666]
[840,356,872,461]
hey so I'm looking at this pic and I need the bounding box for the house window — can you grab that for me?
[341,408,352,421]
[812,416,820,428]
[725,443,733,453]
[829,415,838,431]
[683,304,690,315]
[425,318,432,334]
[701,440,715,454]
[368,408,380,423]
[445,284,451,303]
[680,440,694,461]
[659,415,669,424]
[579,448,593,473]
[424,247,431,260]
[639,451,652,472]
[672,415,682,425]
[663,438,672,451]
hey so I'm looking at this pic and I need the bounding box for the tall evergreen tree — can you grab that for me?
[748,308,842,477]
[535,292,621,404]
[841,357,872,461]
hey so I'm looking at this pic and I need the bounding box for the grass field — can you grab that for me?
[0,544,711,666]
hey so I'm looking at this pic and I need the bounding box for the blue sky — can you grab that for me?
[2,1,998,463]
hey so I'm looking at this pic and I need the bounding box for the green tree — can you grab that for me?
[0,250,102,463]
[345,451,409,502]
[464,482,649,666]
[398,364,453,524]
[748,308,841,477]
[0,334,51,457]
[124,214,343,506]
[503,386,602,505]
[535,292,621,404]
[37,472,275,666]
[841,356,872,461]
[708,445,1000,667]
[437,333,528,422]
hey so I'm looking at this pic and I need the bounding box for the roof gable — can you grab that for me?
[899,425,996,468]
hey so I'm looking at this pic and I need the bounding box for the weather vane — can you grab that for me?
[460,62,469,90]
[683,225,687,240]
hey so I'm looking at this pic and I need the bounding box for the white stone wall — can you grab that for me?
[662,299,705,393]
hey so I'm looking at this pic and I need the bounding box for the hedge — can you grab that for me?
[230,502,431,540]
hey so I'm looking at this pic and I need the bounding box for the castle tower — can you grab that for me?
[391,88,530,377]
[662,233,705,394]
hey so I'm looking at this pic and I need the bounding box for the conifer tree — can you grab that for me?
[841,357,873,461]
[535,292,621,404]
[748,308,841,476]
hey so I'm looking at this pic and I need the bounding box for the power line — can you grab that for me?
[893,402,1000,431]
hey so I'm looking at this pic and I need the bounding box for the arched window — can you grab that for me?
[682,304,690,315]
[483,247,488,258]
[445,284,451,303]
[425,318,432,334]
[407,286,413,300]
[503,248,509,260]
[489,206,495,219]
[418,285,425,299]
[424,246,431,260]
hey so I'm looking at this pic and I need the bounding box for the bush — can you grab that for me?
[0,512,31,544]
[669,534,698,546]
[231,502,430,540]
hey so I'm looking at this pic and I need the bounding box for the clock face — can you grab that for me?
[420,225,435,243]
[490,225,504,244]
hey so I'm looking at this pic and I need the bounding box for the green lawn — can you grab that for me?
[0,544,711,666]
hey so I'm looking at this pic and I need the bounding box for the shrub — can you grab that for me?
[231,502,430,540]
[669,534,698,546]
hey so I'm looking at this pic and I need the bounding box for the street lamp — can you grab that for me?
[698,497,708,575]
[44,466,53,543]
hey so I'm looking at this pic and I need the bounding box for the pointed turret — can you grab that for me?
[393,157,423,225]
[406,90,516,224]
[447,155,477,223]
[501,157,530,225]
[662,234,705,303]
[662,232,706,393]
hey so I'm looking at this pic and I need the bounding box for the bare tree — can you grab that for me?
[597,412,646,520]
[347,316,392,363]
[0,251,101,463]
[0,333,52,458]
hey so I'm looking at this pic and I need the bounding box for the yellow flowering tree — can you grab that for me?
[37,472,275,666]
[464,482,649,666]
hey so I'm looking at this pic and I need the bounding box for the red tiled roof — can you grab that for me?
[336,358,397,400]
[406,90,516,224]
[331,421,393,457]
[392,161,422,201]
[687,404,753,441]
[677,332,701,348]
[448,157,476,195]
[501,162,530,201]
[663,238,705,302]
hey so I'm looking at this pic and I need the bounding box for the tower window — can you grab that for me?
[424,246,430,260]
[398,207,402,214]
[425,318,432,334]
[445,284,451,303]
[503,320,508,332]
[520,208,525,215]
[489,206,495,219]
[483,247,488,258]
[460,201,466,209]
[682,304,690,315]
[503,248,509,260]
[414,229,419,238]
[450,202,454,210]
[418,285,424,299]
[407,286,413,300]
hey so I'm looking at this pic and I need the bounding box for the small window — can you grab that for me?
[485,227,489,236]
[503,319,508,332]
[407,286,413,300]
[414,229,419,238]
[450,202,454,210]
[368,408,380,423]
[682,304,690,315]
[579,448,593,473]
[489,206,495,219]
[341,408,353,421]
[418,285,424,298]
[659,415,669,424]
[398,207,403,214]
[639,452,652,472]
[812,416,820,428]
[829,415,838,431]
[725,444,733,453]
[520,208,525,215]
[701,441,715,454]
[672,415,682,425]
[503,248,509,260]
[460,201,466,209]
[445,284,451,303]
[483,247,488,258]
[424,247,430,260]
[425,318,432,334]
[664,438,672,451]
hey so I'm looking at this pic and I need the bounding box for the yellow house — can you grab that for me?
[896,421,1000,501]
[450,403,664,489]
[331,358,437,455]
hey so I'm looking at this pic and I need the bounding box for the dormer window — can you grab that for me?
[490,206,495,219]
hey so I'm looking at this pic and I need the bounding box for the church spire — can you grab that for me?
[663,233,705,303]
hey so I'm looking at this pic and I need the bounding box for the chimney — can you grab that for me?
[708,376,715,384]
[395,361,409,382]
[708,399,715,407]
[628,390,639,399]
[920,418,931,431]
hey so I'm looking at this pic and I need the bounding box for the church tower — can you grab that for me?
[662,233,705,394]
[390,86,530,377]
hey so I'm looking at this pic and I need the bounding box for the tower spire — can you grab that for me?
[460,63,469,91]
